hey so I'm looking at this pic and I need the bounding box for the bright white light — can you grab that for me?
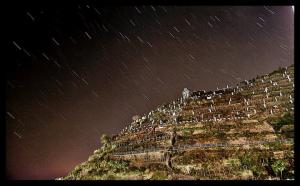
[292,6,294,12]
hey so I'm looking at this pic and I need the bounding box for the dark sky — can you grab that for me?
[6,5,294,179]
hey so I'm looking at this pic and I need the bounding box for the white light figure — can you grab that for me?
[182,88,190,99]
[287,75,291,82]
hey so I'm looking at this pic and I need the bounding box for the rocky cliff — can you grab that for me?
[59,65,294,180]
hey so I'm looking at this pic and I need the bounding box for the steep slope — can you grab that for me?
[60,65,294,180]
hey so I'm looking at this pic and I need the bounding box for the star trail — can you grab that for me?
[6,5,294,179]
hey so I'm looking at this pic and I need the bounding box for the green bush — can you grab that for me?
[271,113,294,132]
[107,160,129,170]
[251,165,264,177]
[271,160,286,179]
[240,153,252,168]
[228,159,239,168]
[100,134,110,146]
[269,66,285,76]
[266,141,281,149]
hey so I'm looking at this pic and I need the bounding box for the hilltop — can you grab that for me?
[59,65,294,180]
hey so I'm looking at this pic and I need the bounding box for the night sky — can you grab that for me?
[6,5,294,179]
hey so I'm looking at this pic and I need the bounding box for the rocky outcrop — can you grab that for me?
[61,65,294,180]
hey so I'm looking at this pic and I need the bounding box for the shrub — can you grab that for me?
[267,141,281,149]
[107,160,129,170]
[228,158,240,168]
[240,153,252,169]
[271,160,286,179]
[183,130,190,137]
[271,113,294,132]
[269,66,285,76]
[251,165,264,177]
[100,134,110,146]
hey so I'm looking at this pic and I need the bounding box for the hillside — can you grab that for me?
[59,65,294,180]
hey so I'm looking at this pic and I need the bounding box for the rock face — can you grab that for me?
[61,65,294,180]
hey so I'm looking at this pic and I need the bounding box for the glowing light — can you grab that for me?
[292,6,294,12]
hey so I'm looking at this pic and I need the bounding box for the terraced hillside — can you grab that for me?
[60,65,294,180]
